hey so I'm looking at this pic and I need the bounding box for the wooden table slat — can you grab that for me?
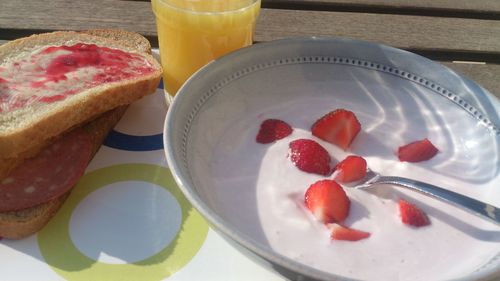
[126,0,500,14]
[256,9,500,56]
[1,0,500,58]
[264,0,500,14]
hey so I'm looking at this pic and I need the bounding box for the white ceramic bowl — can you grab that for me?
[164,37,500,281]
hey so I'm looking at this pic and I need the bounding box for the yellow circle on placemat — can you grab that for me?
[38,163,209,281]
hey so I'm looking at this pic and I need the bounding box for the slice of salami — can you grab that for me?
[0,128,92,212]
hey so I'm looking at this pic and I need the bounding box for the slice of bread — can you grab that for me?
[0,29,155,178]
[0,30,162,159]
[0,106,127,239]
[0,193,70,240]
[0,29,160,239]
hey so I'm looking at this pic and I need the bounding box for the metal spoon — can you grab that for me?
[346,169,500,225]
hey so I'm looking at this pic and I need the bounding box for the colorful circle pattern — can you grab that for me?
[103,82,165,151]
[38,86,209,281]
[104,130,164,151]
[38,164,209,281]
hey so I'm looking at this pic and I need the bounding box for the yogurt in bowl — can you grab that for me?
[164,37,500,281]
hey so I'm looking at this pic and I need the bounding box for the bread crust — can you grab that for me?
[0,193,69,240]
[80,29,152,54]
[0,30,162,159]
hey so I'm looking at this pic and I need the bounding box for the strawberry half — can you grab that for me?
[256,119,293,144]
[399,199,430,227]
[334,155,367,183]
[397,138,438,162]
[289,139,331,175]
[330,224,371,241]
[304,179,350,223]
[311,109,361,150]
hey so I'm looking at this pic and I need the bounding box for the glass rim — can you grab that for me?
[152,0,260,15]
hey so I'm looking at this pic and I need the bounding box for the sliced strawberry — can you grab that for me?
[334,155,367,183]
[330,224,371,241]
[256,119,293,144]
[311,109,361,150]
[304,179,350,223]
[397,138,438,162]
[289,139,331,175]
[399,199,430,227]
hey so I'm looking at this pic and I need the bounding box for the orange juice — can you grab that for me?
[152,0,261,101]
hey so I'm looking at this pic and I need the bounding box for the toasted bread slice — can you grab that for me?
[0,29,159,239]
[0,106,127,239]
[0,193,70,240]
[0,29,157,179]
[0,30,162,159]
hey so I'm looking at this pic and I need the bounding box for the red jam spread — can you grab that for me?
[0,43,155,113]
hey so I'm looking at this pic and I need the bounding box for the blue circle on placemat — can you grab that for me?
[104,82,165,151]
[104,131,164,151]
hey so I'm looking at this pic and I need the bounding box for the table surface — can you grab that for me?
[1,0,500,99]
[1,1,500,281]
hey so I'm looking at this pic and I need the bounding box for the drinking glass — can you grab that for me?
[152,0,261,104]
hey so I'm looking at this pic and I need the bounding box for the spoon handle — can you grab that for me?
[376,176,500,225]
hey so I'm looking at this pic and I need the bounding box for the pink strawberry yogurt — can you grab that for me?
[206,98,500,281]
